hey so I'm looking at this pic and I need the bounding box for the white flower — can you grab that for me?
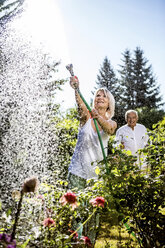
[2,212,12,223]
[31,227,41,239]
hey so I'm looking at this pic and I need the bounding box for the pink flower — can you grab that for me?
[43,218,55,227]
[81,236,92,247]
[89,196,105,208]
[59,192,78,210]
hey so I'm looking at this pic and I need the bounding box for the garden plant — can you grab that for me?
[0,118,164,248]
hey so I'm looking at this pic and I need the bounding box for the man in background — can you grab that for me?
[115,110,149,169]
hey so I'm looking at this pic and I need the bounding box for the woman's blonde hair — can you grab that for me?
[93,88,115,119]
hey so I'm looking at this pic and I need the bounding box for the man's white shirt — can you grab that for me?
[115,124,149,156]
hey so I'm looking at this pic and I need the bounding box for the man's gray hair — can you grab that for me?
[125,110,138,121]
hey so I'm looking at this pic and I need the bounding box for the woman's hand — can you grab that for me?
[91,108,117,134]
[90,108,99,119]
[70,76,79,89]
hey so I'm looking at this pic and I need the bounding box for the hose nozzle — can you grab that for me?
[66,64,74,76]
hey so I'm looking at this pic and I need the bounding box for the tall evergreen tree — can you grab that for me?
[133,47,162,108]
[95,56,124,126]
[95,56,118,91]
[95,49,163,128]
[118,47,164,127]
[118,49,135,110]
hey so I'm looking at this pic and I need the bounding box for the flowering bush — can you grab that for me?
[1,119,164,247]
[98,118,165,247]
[0,179,105,247]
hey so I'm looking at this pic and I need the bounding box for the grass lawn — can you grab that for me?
[95,222,139,248]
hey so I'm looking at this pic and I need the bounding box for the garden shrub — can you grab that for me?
[0,179,106,247]
[99,118,165,247]
[0,118,164,248]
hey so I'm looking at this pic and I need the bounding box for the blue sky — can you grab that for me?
[54,0,165,111]
[12,0,164,111]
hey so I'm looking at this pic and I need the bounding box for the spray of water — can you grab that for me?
[0,10,62,208]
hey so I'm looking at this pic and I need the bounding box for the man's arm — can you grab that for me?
[143,127,149,146]
[114,129,124,149]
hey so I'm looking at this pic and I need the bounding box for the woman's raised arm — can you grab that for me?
[70,76,89,126]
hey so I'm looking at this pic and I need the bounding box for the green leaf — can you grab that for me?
[95,166,100,175]
[125,150,132,155]
[6,208,12,217]
[20,236,31,248]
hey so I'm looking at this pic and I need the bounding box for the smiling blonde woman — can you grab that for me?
[68,76,117,188]
[67,76,117,246]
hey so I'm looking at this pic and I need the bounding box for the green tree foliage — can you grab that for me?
[133,47,163,108]
[118,49,135,110]
[50,107,79,180]
[119,47,163,110]
[137,107,165,130]
[95,57,118,92]
[117,47,164,127]
[95,49,164,128]
[95,56,124,126]
[0,0,24,24]
[65,106,80,120]
[41,57,65,114]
